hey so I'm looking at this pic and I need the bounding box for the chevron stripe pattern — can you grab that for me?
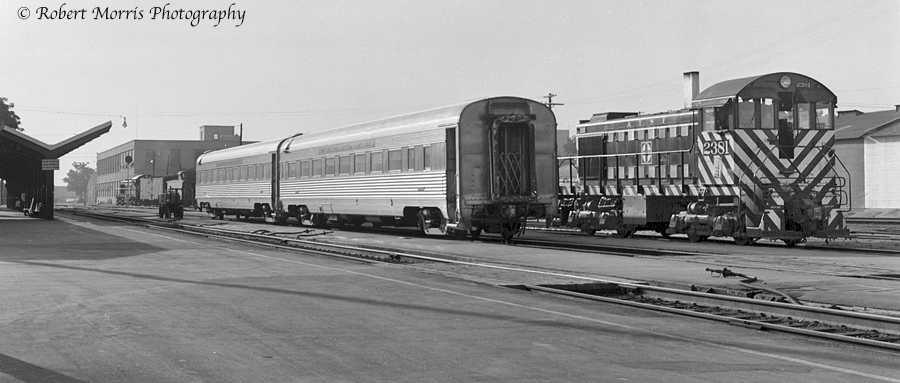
[703,185,740,196]
[664,185,682,196]
[729,129,837,231]
[642,185,661,196]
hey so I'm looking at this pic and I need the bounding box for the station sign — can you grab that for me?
[42,159,60,171]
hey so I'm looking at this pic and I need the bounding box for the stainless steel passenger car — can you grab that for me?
[196,97,558,241]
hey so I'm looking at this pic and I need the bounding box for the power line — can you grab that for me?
[542,93,564,109]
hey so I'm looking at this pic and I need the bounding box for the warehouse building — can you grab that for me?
[834,106,900,210]
[94,125,242,205]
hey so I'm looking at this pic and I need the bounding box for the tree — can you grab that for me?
[559,134,577,157]
[63,162,95,204]
[0,97,22,131]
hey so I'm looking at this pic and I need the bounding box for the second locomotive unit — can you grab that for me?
[563,72,851,246]
[196,97,558,241]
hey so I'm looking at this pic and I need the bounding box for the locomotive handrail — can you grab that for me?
[560,123,700,197]
[557,147,694,161]
[739,143,851,215]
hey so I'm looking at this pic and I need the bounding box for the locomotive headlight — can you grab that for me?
[779,75,792,89]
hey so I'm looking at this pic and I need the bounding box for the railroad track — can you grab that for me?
[60,208,900,352]
[76,206,900,253]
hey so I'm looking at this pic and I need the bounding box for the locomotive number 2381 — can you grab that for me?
[702,140,730,155]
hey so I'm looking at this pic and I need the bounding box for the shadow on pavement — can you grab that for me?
[0,353,89,383]
[0,220,165,261]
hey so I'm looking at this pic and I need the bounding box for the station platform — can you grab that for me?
[0,207,31,220]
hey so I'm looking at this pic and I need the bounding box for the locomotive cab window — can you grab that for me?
[703,102,733,132]
[798,101,833,130]
[814,101,833,130]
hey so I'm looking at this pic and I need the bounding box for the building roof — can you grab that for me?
[835,109,900,140]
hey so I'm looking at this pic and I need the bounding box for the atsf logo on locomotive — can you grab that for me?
[640,141,653,165]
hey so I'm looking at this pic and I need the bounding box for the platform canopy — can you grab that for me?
[0,121,112,219]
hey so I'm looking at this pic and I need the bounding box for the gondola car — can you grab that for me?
[564,72,851,246]
[196,97,558,241]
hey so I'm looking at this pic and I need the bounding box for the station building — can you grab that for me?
[1,122,112,219]
[834,106,900,210]
[94,125,242,205]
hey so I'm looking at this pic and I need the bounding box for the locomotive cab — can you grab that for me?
[686,73,850,245]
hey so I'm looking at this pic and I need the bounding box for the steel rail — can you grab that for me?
[524,285,900,352]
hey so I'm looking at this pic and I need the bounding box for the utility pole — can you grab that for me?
[543,93,563,109]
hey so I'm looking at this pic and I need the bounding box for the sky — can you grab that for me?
[2,0,899,184]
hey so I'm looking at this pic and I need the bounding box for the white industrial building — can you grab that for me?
[834,106,900,210]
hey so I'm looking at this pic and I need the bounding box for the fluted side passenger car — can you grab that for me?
[196,97,558,241]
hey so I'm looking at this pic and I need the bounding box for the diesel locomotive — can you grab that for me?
[562,72,851,246]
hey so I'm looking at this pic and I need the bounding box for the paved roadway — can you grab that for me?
[0,209,898,382]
